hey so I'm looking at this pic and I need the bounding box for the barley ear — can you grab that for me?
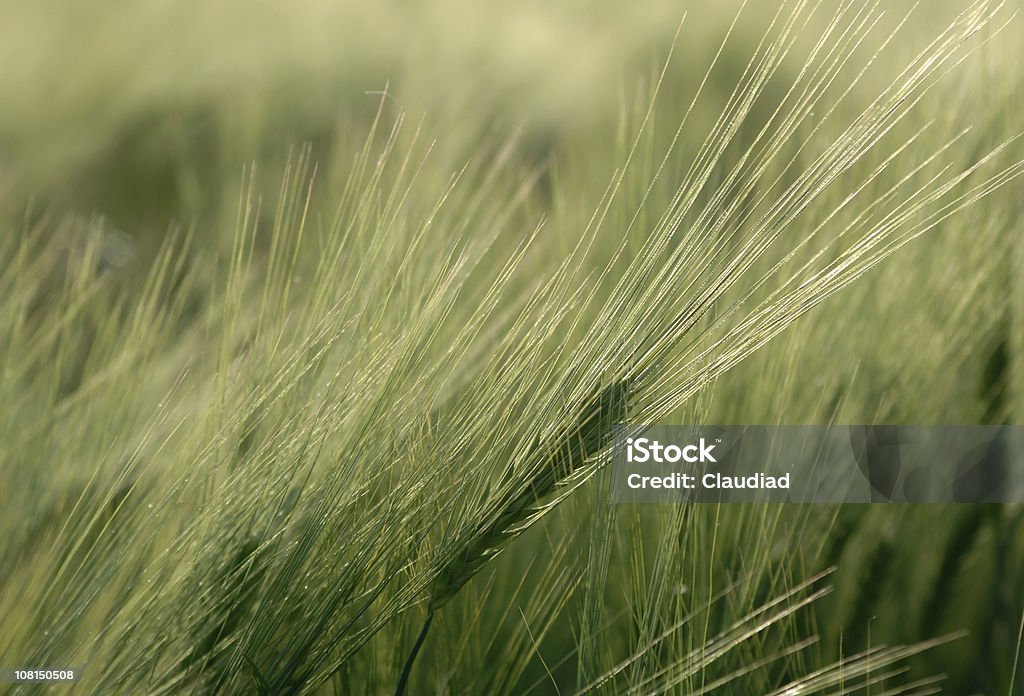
[428,378,631,612]
[391,380,630,696]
